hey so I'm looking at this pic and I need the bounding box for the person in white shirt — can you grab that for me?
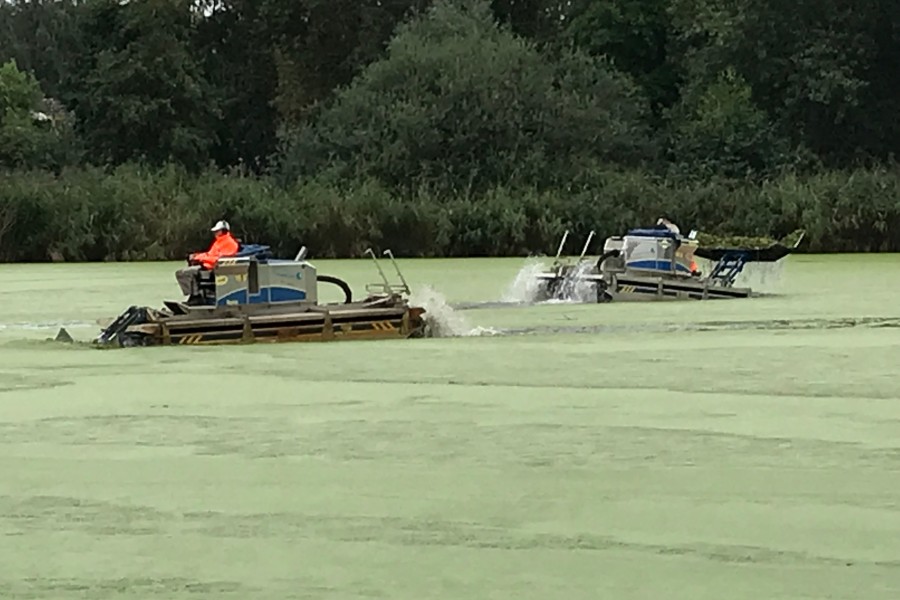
[656,217,681,235]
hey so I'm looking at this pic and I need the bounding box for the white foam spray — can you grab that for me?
[695,257,787,294]
[500,257,600,304]
[738,260,786,293]
[549,260,599,304]
[410,285,502,338]
[500,258,547,304]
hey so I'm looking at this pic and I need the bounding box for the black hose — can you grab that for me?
[596,249,621,270]
[317,275,353,303]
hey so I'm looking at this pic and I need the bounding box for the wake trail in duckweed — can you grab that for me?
[0,320,94,331]
[488,315,900,338]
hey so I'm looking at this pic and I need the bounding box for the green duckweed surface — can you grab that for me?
[1,254,899,599]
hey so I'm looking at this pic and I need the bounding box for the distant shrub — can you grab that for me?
[1,163,899,261]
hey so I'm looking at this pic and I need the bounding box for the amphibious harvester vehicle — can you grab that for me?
[535,226,803,303]
[75,245,427,347]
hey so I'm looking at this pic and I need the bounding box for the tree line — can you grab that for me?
[1,0,899,261]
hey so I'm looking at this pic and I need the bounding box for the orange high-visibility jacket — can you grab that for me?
[191,232,239,270]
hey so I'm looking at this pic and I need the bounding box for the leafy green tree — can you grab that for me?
[277,0,654,193]
[0,0,83,100]
[265,0,432,125]
[64,0,220,171]
[563,0,680,115]
[193,0,281,171]
[0,59,79,170]
[490,0,568,43]
[669,0,900,164]
[191,0,431,170]
[666,68,798,180]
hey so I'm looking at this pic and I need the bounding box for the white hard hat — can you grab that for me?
[211,220,230,232]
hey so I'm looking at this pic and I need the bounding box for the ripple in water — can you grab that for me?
[0,320,94,331]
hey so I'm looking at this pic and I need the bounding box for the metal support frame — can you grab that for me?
[364,248,413,297]
[578,230,596,260]
[554,230,570,261]
[382,250,411,295]
[707,251,749,287]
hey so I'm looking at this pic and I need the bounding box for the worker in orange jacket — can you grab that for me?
[176,220,240,303]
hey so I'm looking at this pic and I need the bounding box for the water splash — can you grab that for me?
[694,257,787,294]
[410,285,502,337]
[500,258,547,304]
[500,258,601,305]
[549,260,600,304]
[737,260,786,294]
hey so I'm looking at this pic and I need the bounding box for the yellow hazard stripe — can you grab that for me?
[370,320,397,331]
[178,334,204,345]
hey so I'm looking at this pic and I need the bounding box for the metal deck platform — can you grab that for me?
[608,273,752,301]
[121,303,424,346]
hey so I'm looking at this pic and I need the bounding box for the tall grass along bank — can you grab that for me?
[2,164,899,262]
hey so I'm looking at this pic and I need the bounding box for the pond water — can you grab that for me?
[1,254,899,599]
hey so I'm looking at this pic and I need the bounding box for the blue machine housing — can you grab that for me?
[620,227,697,277]
[625,228,681,240]
[626,259,694,274]
[197,244,317,306]
[232,243,275,261]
